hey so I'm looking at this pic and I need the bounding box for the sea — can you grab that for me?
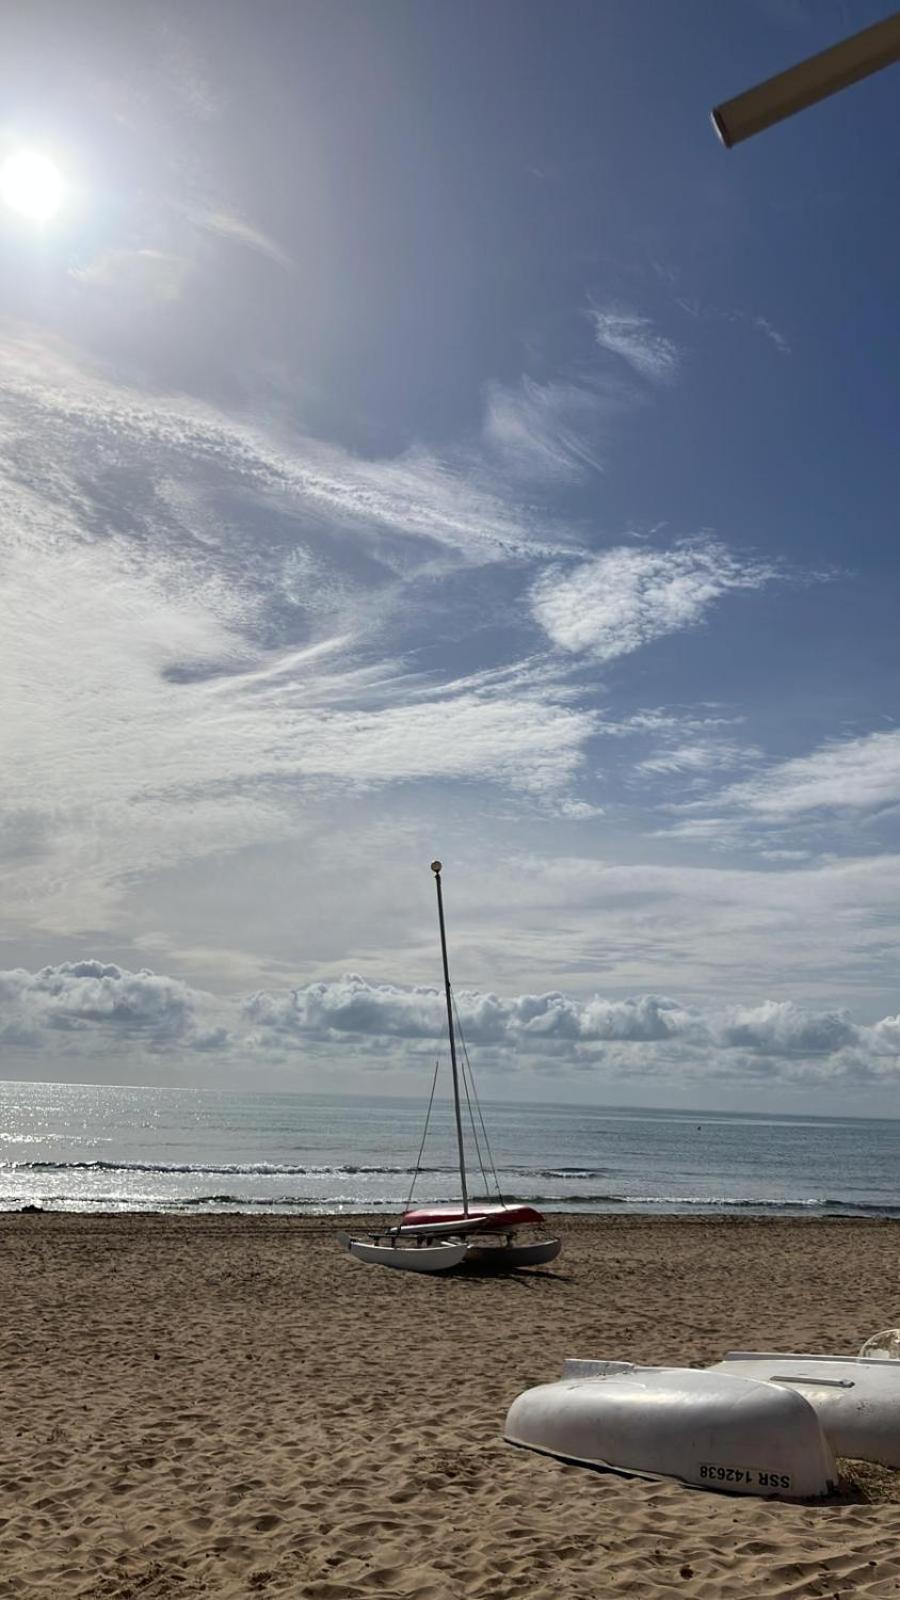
[3,1079,900,1218]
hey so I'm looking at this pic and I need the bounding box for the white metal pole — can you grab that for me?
[431,861,468,1215]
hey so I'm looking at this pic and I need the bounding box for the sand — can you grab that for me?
[3,1213,900,1599]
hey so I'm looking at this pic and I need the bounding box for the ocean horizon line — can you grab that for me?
[3,1077,899,1127]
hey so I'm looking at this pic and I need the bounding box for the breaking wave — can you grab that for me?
[2,1159,460,1177]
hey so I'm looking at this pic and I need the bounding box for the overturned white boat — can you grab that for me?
[711,1349,900,1469]
[506,1364,838,1498]
[505,1337,900,1499]
[340,862,561,1275]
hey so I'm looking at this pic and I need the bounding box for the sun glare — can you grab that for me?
[0,150,64,222]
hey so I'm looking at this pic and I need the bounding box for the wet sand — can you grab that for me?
[3,1212,900,1598]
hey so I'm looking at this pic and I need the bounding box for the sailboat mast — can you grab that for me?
[431,860,468,1216]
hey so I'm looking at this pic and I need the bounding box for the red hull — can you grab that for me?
[402,1203,545,1230]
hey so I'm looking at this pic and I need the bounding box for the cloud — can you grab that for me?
[0,326,567,567]
[482,375,617,482]
[720,1000,857,1056]
[236,971,900,1086]
[70,249,191,303]
[723,730,900,819]
[0,324,828,1013]
[588,306,680,383]
[244,975,448,1041]
[4,517,595,815]
[676,299,791,356]
[160,22,222,122]
[752,316,791,356]
[189,209,293,271]
[530,537,778,662]
[0,326,611,939]
[437,849,900,1016]
[7,947,900,1092]
[635,739,761,779]
[0,960,205,1046]
[658,729,900,853]
[243,977,692,1050]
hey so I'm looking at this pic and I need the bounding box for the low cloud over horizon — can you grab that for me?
[5,958,900,1112]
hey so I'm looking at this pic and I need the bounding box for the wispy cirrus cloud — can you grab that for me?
[482,373,621,482]
[635,739,762,779]
[752,315,791,356]
[723,729,900,819]
[3,527,597,896]
[659,729,900,852]
[0,325,602,938]
[676,298,791,356]
[530,537,778,662]
[442,848,900,1012]
[188,208,293,271]
[159,19,223,123]
[0,325,814,992]
[588,305,681,383]
[0,325,571,569]
[70,248,191,302]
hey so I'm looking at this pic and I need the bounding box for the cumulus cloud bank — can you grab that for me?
[243,975,691,1049]
[239,974,900,1084]
[0,961,201,1046]
[6,958,900,1090]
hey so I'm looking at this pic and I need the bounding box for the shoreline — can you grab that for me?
[4,1212,900,1598]
[7,1203,900,1222]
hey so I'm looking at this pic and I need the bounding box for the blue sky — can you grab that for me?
[2,0,900,1110]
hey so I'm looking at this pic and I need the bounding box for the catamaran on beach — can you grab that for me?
[340,861,561,1273]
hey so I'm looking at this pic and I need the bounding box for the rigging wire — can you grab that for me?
[447,993,490,1192]
[459,1040,491,1197]
[403,1055,441,1215]
[452,989,506,1204]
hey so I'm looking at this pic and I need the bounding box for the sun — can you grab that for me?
[0,150,64,222]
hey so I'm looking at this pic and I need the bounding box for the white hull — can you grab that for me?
[505,1366,837,1499]
[712,1351,900,1469]
[340,1230,559,1274]
[465,1237,561,1269]
[343,1236,467,1273]
[506,1342,900,1497]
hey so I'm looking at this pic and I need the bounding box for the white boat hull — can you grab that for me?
[343,1236,467,1273]
[712,1351,900,1469]
[340,1230,559,1274]
[505,1367,837,1499]
[465,1237,561,1269]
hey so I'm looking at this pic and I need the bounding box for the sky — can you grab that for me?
[2,0,900,1113]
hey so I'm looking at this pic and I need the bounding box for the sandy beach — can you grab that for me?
[4,1213,900,1599]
